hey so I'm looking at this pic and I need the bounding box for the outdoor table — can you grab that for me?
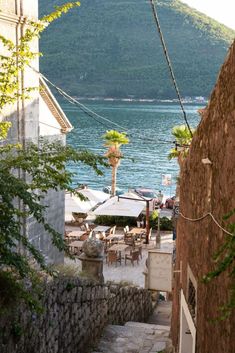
[107,243,131,265]
[108,243,130,252]
[129,227,146,235]
[93,225,111,233]
[105,233,124,247]
[65,230,87,243]
[106,234,124,241]
[69,240,84,255]
[67,230,87,238]
[128,227,146,241]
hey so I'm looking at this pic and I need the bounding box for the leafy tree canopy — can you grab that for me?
[103,130,129,147]
[168,124,195,161]
[0,1,107,313]
[103,130,129,196]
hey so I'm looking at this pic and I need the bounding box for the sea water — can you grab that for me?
[63,100,202,195]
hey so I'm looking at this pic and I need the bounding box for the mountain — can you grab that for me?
[39,0,235,99]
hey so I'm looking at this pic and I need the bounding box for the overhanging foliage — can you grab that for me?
[0,1,108,313]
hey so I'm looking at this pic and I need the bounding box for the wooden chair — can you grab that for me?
[79,232,89,241]
[73,246,82,256]
[136,245,142,259]
[84,223,90,232]
[64,231,71,244]
[89,223,96,230]
[88,230,93,238]
[69,243,82,256]
[110,225,116,235]
[125,250,139,266]
[124,225,133,238]
[96,231,106,240]
[107,250,121,266]
[124,236,135,248]
[103,238,109,254]
[141,227,152,240]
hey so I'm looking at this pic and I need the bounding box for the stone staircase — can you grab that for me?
[91,301,172,353]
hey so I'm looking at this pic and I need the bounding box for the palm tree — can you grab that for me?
[103,130,129,196]
[168,124,195,198]
[168,125,195,166]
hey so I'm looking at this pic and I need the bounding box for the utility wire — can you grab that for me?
[34,74,232,236]
[148,3,230,237]
[179,212,233,236]
[41,73,128,132]
[149,0,193,137]
[32,66,175,145]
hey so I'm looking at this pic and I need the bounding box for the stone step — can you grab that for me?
[148,301,172,326]
[91,322,170,353]
[125,321,171,332]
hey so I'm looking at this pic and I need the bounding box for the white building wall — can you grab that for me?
[0,0,16,13]
[0,0,38,17]
[0,0,39,144]
[0,0,66,264]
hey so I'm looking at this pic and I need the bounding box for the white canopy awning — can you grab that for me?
[65,193,96,221]
[93,192,145,218]
[78,188,109,204]
[65,188,110,222]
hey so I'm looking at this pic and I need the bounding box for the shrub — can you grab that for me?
[149,211,173,231]
[94,215,137,227]
[95,213,173,230]
[149,210,159,229]
[160,217,173,231]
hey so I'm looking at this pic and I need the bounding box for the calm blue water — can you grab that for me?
[63,101,202,194]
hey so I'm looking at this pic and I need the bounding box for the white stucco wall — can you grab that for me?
[0,0,39,143]
[21,0,38,18]
[0,0,38,17]
[0,0,66,265]
[0,0,16,14]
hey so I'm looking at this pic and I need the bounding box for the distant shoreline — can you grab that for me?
[73,97,208,104]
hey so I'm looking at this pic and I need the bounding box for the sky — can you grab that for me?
[181,0,235,30]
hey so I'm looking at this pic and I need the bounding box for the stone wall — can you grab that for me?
[28,135,66,265]
[108,283,153,325]
[28,188,65,265]
[171,40,235,353]
[0,278,153,353]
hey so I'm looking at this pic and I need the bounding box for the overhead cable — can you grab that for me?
[180,212,233,236]
[149,0,193,137]
[30,65,174,145]
[40,73,128,132]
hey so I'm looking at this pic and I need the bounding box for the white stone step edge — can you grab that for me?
[125,321,171,332]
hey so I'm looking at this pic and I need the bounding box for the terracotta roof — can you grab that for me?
[39,77,73,134]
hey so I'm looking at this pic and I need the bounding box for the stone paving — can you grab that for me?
[65,232,174,288]
[91,300,172,353]
[148,301,172,327]
[65,231,174,353]
[91,321,171,353]
[104,233,173,287]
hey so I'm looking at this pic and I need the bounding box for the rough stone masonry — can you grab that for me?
[0,277,153,353]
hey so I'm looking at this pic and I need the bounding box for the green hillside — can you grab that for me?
[39,0,235,99]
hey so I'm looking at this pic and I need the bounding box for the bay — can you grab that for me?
[63,100,202,194]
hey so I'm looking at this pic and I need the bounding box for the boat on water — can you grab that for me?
[103,186,124,196]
